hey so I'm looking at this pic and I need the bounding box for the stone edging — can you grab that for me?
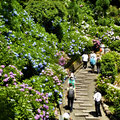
[101,98,118,120]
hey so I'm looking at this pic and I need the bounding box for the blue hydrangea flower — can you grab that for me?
[48,92,52,97]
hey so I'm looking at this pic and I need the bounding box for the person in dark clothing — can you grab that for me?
[67,83,76,112]
[96,54,101,74]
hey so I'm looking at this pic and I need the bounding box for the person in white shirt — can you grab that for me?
[90,51,97,60]
[82,53,88,69]
[93,91,102,117]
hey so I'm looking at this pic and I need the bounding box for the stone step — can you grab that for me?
[76,98,90,101]
[80,72,89,74]
[75,81,84,83]
[74,101,84,103]
[76,93,88,96]
[75,83,83,85]
[76,77,85,79]
[75,79,84,81]
[83,110,93,113]
[76,96,89,99]
[76,89,87,92]
[85,116,100,120]
[74,106,87,110]
[85,78,95,80]
[75,85,88,88]
[75,113,89,117]
[76,84,88,87]
[80,104,93,107]
[84,81,91,84]
[76,75,85,77]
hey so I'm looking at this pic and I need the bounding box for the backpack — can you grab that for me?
[97,57,100,63]
[68,88,74,98]
[90,56,96,65]
[96,57,101,66]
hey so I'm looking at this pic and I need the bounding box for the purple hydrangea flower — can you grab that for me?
[34,114,40,120]
[19,88,24,91]
[0,69,3,73]
[1,65,5,68]
[37,108,41,113]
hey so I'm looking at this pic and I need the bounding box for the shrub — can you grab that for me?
[0,65,23,86]
[100,52,118,83]
[114,16,120,26]
[97,17,113,26]
[95,0,110,16]
[107,5,118,16]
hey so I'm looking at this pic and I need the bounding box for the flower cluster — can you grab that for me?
[0,65,23,86]
[92,39,101,51]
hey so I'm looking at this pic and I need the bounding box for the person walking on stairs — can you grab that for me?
[82,53,88,69]
[96,54,101,74]
[90,51,97,73]
[93,90,102,117]
[68,76,75,88]
[66,83,76,112]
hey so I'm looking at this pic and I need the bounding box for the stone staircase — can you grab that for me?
[62,64,110,120]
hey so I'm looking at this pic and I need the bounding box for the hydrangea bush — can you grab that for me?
[0,0,120,119]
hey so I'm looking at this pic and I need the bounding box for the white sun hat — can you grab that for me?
[71,73,74,78]
[62,112,70,120]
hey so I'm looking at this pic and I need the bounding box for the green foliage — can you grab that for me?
[110,51,120,71]
[96,75,109,95]
[25,0,67,33]
[0,0,120,119]
[67,0,79,24]
[100,52,118,82]
[114,16,120,26]
[97,17,113,26]
[96,0,110,10]
[105,85,120,118]
[110,40,120,52]
[95,0,110,17]
[107,5,119,16]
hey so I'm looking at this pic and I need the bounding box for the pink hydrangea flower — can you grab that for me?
[37,108,41,113]
[39,99,42,102]
[0,69,3,73]
[7,46,10,49]
[4,74,8,77]
[34,114,40,120]
[57,83,61,85]
[3,77,10,82]
[0,73,2,76]
[59,56,66,66]
[1,65,5,68]
[13,82,17,85]
[19,88,24,91]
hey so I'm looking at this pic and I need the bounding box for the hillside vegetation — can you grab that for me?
[0,0,120,119]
